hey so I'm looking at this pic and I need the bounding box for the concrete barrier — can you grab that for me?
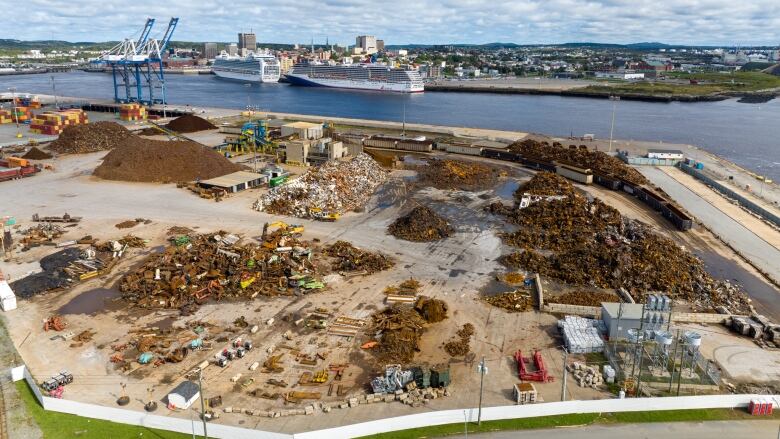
[671,312,742,324]
[543,303,602,317]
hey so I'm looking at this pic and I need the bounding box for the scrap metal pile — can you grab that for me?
[412,159,500,190]
[370,297,448,364]
[515,171,578,198]
[322,241,395,274]
[49,122,134,154]
[387,206,453,242]
[119,230,324,312]
[484,290,533,312]
[165,115,216,133]
[508,139,648,186]
[490,173,751,313]
[547,290,620,307]
[254,153,387,218]
[444,323,474,357]
[22,147,53,160]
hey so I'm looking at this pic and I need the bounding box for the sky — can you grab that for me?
[1,0,780,46]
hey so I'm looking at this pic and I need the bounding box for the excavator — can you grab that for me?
[308,207,340,222]
[261,221,305,246]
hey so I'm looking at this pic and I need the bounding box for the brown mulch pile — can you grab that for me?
[165,115,216,133]
[413,159,500,190]
[322,241,395,274]
[22,147,53,160]
[388,206,453,242]
[49,122,134,154]
[546,290,620,307]
[508,138,648,186]
[94,137,242,183]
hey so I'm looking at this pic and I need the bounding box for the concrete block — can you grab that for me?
[305,406,314,415]
[394,389,403,395]
[339,403,349,409]
[224,407,233,413]
[384,395,395,402]
[348,398,358,407]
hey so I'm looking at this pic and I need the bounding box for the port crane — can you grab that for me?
[97,17,179,105]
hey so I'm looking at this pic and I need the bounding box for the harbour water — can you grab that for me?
[2,71,779,180]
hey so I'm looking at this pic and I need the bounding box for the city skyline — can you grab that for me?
[2,0,780,46]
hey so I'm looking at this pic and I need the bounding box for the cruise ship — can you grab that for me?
[285,62,424,93]
[212,51,280,83]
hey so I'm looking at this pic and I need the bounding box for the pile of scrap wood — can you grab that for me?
[254,153,387,218]
[507,139,648,186]
[387,206,453,242]
[444,323,474,357]
[412,159,500,190]
[322,241,394,274]
[118,230,324,311]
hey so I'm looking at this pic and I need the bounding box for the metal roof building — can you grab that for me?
[198,171,268,193]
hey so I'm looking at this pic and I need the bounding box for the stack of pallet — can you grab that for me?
[119,103,146,121]
[29,109,89,135]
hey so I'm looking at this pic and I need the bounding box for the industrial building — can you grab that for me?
[284,137,347,165]
[601,294,672,340]
[281,121,324,140]
[198,171,268,193]
[647,149,685,160]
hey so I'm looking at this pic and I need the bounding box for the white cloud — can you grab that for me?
[1,0,779,45]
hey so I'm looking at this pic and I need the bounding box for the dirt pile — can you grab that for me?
[94,137,242,182]
[508,138,648,186]
[484,291,533,312]
[49,122,134,154]
[444,323,474,357]
[414,296,448,323]
[119,230,323,312]
[255,153,387,218]
[22,147,52,160]
[547,291,620,307]
[322,241,395,274]
[515,172,576,198]
[165,115,216,133]
[413,159,500,190]
[388,206,453,242]
[491,185,750,312]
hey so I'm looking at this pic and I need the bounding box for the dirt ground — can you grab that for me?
[1,137,776,434]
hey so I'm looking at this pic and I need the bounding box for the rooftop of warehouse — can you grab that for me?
[648,148,684,154]
[283,121,323,129]
[198,170,267,188]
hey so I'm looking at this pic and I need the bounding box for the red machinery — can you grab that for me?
[514,349,554,383]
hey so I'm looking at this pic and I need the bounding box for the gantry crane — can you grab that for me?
[97,17,179,105]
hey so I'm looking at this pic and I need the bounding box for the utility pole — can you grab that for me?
[634,342,645,397]
[613,301,623,350]
[676,339,685,396]
[608,96,619,153]
[668,329,680,393]
[561,347,569,401]
[463,410,468,438]
[198,369,208,438]
[477,357,487,426]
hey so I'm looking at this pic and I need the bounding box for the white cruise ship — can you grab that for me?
[212,51,280,83]
[286,62,424,93]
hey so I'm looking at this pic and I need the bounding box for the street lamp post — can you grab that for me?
[476,357,487,426]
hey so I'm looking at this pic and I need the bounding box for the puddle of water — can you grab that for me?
[402,155,428,166]
[150,316,176,330]
[494,179,520,200]
[58,288,123,315]
[696,249,780,320]
[478,277,516,297]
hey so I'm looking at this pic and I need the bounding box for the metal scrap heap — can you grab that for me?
[387,206,454,242]
[412,158,500,190]
[490,174,751,313]
[370,297,449,364]
[254,153,388,218]
[119,230,323,311]
[507,139,648,186]
[322,241,395,274]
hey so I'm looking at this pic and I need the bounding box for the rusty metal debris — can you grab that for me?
[546,291,620,307]
[254,153,387,218]
[387,206,453,242]
[322,241,394,274]
[444,323,474,357]
[384,278,422,296]
[115,218,151,229]
[119,231,323,311]
[484,291,533,312]
[370,298,449,364]
[44,315,67,331]
[411,158,500,191]
[508,139,648,186]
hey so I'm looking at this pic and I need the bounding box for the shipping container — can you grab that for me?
[593,172,623,190]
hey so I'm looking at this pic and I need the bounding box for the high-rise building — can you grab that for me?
[202,42,218,59]
[376,39,385,52]
[227,43,238,56]
[238,33,257,51]
[355,35,377,55]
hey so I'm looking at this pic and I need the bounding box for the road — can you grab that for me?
[458,420,780,439]
[639,167,780,285]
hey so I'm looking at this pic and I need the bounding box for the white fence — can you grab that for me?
[10,365,779,439]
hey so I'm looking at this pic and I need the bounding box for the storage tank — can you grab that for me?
[655,331,673,347]
[647,294,657,310]
[627,328,643,343]
[684,331,702,350]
